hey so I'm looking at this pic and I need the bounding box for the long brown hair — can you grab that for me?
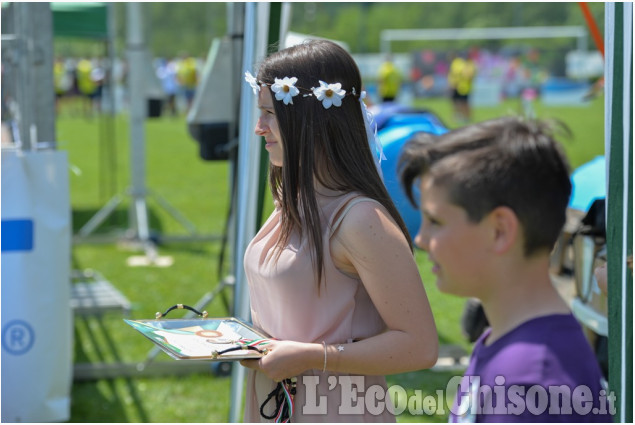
[256,40,413,288]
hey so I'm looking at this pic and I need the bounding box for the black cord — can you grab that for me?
[260,382,284,420]
[259,379,296,422]
[213,344,266,357]
[155,304,207,319]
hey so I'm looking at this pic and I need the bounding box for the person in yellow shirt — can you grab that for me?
[76,58,97,98]
[447,50,477,124]
[76,58,99,117]
[377,55,402,103]
[176,54,198,111]
[53,57,71,114]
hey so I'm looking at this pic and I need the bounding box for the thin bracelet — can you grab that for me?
[322,341,327,373]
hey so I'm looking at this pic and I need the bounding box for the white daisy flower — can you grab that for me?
[312,81,346,109]
[271,77,300,105]
[244,71,261,95]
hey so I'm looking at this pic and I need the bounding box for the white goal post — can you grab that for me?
[380,26,589,54]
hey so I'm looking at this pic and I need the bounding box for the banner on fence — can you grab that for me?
[1,149,72,422]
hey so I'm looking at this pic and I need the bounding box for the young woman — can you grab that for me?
[240,40,438,422]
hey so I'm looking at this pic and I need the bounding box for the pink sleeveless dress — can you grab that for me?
[243,191,396,422]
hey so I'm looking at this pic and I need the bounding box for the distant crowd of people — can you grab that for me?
[54,56,107,117]
[52,46,553,125]
[52,54,202,118]
[378,46,552,125]
[377,49,478,124]
[153,54,199,115]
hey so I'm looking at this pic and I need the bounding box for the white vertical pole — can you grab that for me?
[279,2,292,46]
[126,2,150,244]
[106,3,117,115]
[11,3,55,150]
[228,2,269,422]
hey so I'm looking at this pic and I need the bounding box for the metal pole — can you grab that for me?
[577,29,588,53]
[228,3,268,421]
[32,3,55,147]
[605,5,634,422]
[381,37,390,55]
[227,1,245,279]
[126,2,150,245]
[11,3,30,149]
[106,3,118,198]
[11,3,55,150]
[279,3,292,45]
[107,3,117,114]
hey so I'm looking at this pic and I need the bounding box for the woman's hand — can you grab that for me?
[594,263,608,295]
[240,340,321,382]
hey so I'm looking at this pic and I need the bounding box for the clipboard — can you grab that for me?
[124,304,270,361]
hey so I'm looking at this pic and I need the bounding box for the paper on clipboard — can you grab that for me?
[124,317,269,361]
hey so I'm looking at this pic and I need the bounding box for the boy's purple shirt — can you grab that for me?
[449,314,613,423]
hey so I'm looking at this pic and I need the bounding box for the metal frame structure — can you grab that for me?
[75,3,213,257]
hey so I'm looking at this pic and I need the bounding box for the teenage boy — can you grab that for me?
[399,117,613,422]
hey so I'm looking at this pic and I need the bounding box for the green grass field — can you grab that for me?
[61,94,605,422]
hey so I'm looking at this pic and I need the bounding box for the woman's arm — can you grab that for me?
[241,201,438,381]
[325,200,438,375]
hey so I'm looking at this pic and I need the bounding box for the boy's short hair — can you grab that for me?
[399,116,572,256]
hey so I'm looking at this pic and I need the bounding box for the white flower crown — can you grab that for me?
[245,70,387,177]
[245,71,349,109]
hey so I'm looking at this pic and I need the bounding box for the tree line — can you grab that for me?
[56,3,605,59]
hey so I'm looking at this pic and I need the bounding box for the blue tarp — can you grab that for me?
[378,110,449,239]
[569,155,606,212]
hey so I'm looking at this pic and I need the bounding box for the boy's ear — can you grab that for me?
[488,206,519,254]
